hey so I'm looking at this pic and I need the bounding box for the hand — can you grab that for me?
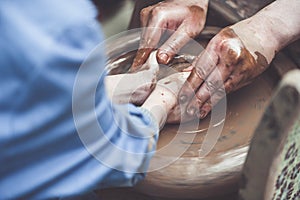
[178,24,276,119]
[142,71,191,127]
[156,71,195,124]
[130,0,208,72]
[105,51,159,105]
[178,0,300,119]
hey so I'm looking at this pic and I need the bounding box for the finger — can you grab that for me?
[198,73,245,119]
[224,72,250,93]
[182,65,193,72]
[178,49,218,104]
[186,62,233,117]
[166,103,195,124]
[157,24,193,65]
[197,86,226,119]
[130,47,153,72]
[131,14,166,72]
[186,35,246,115]
[130,27,162,72]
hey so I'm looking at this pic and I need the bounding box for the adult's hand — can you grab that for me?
[178,0,300,119]
[178,27,269,119]
[130,0,208,72]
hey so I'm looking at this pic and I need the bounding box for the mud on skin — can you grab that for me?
[179,27,269,119]
[130,0,208,71]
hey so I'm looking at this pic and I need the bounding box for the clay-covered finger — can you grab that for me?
[197,67,251,119]
[197,71,248,119]
[191,86,226,119]
[224,72,249,93]
[130,24,165,71]
[198,86,226,119]
[185,63,231,117]
[178,49,218,104]
[130,48,153,72]
[184,74,218,117]
[178,67,204,105]
[130,6,159,72]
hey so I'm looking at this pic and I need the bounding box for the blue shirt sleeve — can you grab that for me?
[0,0,159,199]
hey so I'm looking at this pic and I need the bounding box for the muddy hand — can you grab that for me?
[155,71,196,124]
[130,0,208,72]
[178,0,300,119]
[178,25,277,119]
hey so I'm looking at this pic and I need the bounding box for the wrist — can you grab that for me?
[254,0,300,51]
[231,0,300,64]
[230,17,278,65]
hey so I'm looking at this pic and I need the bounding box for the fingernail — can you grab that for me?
[158,53,169,64]
[187,106,196,116]
[179,95,187,104]
[199,110,207,119]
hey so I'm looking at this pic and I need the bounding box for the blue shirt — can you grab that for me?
[0,0,159,199]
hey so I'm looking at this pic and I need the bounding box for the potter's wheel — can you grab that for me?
[104,27,289,199]
[135,74,274,199]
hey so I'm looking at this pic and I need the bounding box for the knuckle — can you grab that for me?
[225,76,235,92]
[140,7,152,19]
[193,66,206,80]
[151,7,163,18]
[140,8,148,19]
[194,93,205,105]
[191,96,203,107]
[194,88,204,99]
[188,6,206,30]
[226,83,234,93]
[202,101,212,110]
[205,80,218,92]
[216,87,226,96]
[164,42,178,54]
[189,5,204,14]
[220,39,242,65]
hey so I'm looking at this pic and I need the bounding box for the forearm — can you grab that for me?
[231,0,300,64]
[256,0,300,49]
